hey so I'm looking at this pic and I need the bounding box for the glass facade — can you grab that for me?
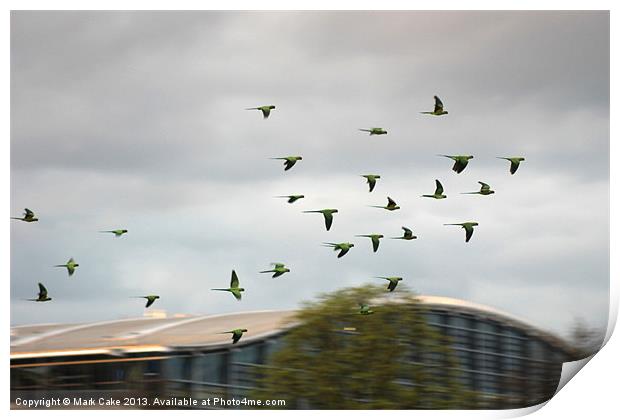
[423,309,572,408]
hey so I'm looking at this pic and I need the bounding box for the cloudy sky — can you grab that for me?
[10,11,609,339]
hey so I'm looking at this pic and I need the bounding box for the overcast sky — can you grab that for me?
[10,11,609,339]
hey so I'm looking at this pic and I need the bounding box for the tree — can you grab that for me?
[252,284,476,409]
[569,317,605,359]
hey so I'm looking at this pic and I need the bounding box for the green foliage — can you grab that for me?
[252,284,475,409]
[569,317,605,359]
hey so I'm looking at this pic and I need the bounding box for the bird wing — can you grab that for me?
[371,236,380,252]
[510,160,519,174]
[283,160,296,170]
[232,289,242,300]
[402,226,412,237]
[465,225,474,242]
[324,212,333,231]
[274,263,284,269]
[261,108,271,118]
[387,197,397,207]
[230,270,240,288]
[38,283,48,299]
[368,177,376,192]
[435,180,444,195]
[24,208,35,218]
[145,297,156,308]
[433,95,444,113]
[478,181,490,192]
[67,265,75,276]
[387,281,397,291]
[337,247,348,258]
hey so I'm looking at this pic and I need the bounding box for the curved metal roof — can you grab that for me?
[11,310,298,360]
[11,296,575,360]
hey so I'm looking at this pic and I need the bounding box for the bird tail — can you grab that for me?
[54,265,67,267]
[259,270,273,273]
[420,112,434,114]
[211,288,229,291]
[358,129,371,132]
[245,108,259,110]
[421,195,434,198]
[303,210,320,213]
[24,299,38,301]
[461,192,478,195]
[443,224,461,226]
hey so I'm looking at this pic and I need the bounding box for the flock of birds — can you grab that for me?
[13,95,525,344]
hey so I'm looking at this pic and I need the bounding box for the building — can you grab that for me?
[10,296,578,409]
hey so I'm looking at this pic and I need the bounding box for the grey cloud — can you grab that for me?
[11,11,609,339]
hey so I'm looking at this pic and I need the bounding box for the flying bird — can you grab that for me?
[392,226,418,240]
[246,105,276,119]
[420,95,448,116]
[497,156,526,174]
[370,197,400,211]
[361,174,381,192]
[275,195,305,203]
[438,155,474,174]
[211,270,245,300]
[355,234,384,253]
[220,328,248,344]
[26,283,52,302]
[131,295,160,308]
[100,229,128,237]
[462,182,495,196]
[323,242,355,258]
[272,156,303,171]
[260,263,290,278]
[11,208,38,222]
[444,222,479,243]
[303,209,339,231]
[422,179,447,199]
[54,258,79,276]
[359,127,387,135]
[359,303,374,315]
[375,276,404,292]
